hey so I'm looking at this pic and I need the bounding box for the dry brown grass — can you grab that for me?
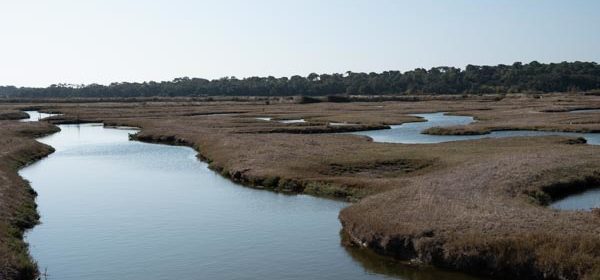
[0,117,57,280]
[339,137,600,279]
[425,95,600,135]
[3,93,600,279]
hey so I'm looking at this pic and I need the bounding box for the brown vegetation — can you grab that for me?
[3,93,600,279]
[0,111,57,280]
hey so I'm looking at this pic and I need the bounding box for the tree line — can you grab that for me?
[1,61,599,98]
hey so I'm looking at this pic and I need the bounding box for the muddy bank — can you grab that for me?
[339,220,600,280]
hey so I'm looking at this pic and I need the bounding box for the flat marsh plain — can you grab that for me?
[2,93,600,279]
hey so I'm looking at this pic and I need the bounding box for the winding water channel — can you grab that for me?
[350,112,600,145]
[18,111,600,279]
[19,118,477,280]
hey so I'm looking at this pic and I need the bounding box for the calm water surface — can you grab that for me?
[550,189,600,211]
[350,112,600,145]
[20,123,478,280]
[21,110,60,122]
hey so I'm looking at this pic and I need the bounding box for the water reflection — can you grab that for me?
[344,246,486,280]
[20,123,480,280]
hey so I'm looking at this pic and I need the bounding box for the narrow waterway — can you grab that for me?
[20,120,479,279]
[350,112,600,144]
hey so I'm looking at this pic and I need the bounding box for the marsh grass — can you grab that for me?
[4,94,600,279]
[0,121,57,280]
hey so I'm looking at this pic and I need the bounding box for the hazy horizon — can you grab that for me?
[2,0,599,87]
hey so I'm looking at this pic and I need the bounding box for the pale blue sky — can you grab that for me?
[1,0,599,87]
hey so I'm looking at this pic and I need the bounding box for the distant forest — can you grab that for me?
[2,61,600,98]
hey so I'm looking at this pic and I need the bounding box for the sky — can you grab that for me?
[0,0,599,87]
